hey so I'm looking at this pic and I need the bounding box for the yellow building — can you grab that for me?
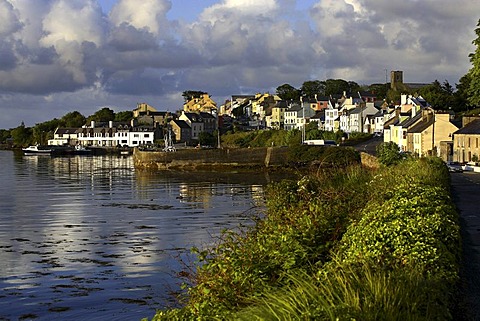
[183,93,217,114]
[453,118,480,163]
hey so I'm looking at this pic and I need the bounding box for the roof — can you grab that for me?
[311,111,325,121]
[171,119,190,129]
[408,118,434,134]
[384,115,399,127]
[454,119,480,135]
[199,112,216,119]
[56,128,79,135]
[400,112,422,128]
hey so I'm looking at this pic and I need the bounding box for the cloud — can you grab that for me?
[109,0,171,36]
[0,0,478,128]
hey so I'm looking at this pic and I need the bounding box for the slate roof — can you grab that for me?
[408,118,434,134]
[454,119,480,135]
[400,112,423,128]
[56,128,79,135]
[171,119,190,129]
[311,111,325,121]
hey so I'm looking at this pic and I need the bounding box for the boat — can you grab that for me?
[73,145,91,155]
[22,145,53,155]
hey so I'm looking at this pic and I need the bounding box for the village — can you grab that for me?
[42,70,480,165]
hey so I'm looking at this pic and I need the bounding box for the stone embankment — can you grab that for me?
[133,147,290,170]
[133,146,377,171]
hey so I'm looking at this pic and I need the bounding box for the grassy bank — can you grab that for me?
[145,157,461,320]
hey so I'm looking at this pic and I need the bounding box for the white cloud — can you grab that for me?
[0,0,479,128]
[109,0,171,36]
[0,0,21,36]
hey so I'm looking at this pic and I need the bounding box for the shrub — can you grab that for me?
[376,141,403,166]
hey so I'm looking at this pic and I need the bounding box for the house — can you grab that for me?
[48,128,80,146]
[324,106,340,132]
[266,100,288,129]
[76,121,156,147]
[179,112,205,140]
[183,93,217,114]
[452,118,480,163]
[199,112,217,134]
[284,103,303,131]
[170,119,192,143]
[133,103,174,125]
[220,95,255,117]
[310,110,326,130]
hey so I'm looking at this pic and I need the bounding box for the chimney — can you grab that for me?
[91,120,95,128]
[109,120,113,128]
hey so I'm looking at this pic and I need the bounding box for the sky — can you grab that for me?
[0,0,479,129]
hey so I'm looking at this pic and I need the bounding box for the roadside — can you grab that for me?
[450,172,480,320]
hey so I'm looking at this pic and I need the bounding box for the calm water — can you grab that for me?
[0,150,291,320]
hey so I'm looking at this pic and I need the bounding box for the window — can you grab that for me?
[144,134,149,138]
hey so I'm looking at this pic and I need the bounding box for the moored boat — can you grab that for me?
[22,145,52,155]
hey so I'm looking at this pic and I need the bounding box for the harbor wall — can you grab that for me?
[133,147,290,170]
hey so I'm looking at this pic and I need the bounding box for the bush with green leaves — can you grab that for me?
[146,158,461,321]
[376,141,403,166]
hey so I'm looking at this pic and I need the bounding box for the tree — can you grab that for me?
[115,111,133,122]
[467,19,480,107]
[276,84,300,101]
[324,79,350,96]
[87,107,115,122]
[182,90,207,102]
[33,119,60,145]
[300,80,325,98]
[417,80,455,110]
[11,122,33,147]
[198,132,216,147]
[0,129,11,143]
[61,111,86,127]
[376,141,403,166]
[367,83,388,100]
[454,74,472,111]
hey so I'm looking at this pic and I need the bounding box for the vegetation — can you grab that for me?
[146,157,461,320]
[0,108,130,147]
[376,141,404,166]
[467,19,480,107]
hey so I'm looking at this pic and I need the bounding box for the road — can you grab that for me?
[450,171,480,320]
[352,136,383,155]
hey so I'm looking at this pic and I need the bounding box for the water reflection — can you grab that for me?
[0,151,296,320]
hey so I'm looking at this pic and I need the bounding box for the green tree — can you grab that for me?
[61,111,86,127]
[300,80,325,98]
[376,141,403,166]
[33,119,60,145]
[0,129,11,143]
[87,107,115,122]
[468,19,480,107]
[367,83,388,100]
[182,90,207,102]
[324,79,350,96]
[115,111,133,122]
[417,80,455,110]
[11,122,33,147]
[454,74,472,111]
[276,84,300,101]
[198,131,216,147]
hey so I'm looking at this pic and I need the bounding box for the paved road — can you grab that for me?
[450,171,480,320]
[352,136,383,155]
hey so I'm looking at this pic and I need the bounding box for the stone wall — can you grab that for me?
[133,147,290,170]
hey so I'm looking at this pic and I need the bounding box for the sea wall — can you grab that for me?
[133,147,290,170]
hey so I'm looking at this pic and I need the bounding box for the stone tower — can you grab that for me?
[390,70,403,89]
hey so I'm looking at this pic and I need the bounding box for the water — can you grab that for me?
[0,150,293,320]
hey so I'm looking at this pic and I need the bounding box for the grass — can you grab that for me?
[146,157,461,321]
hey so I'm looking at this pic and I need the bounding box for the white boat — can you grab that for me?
[73,145,91,155]
[22,145,52,155]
